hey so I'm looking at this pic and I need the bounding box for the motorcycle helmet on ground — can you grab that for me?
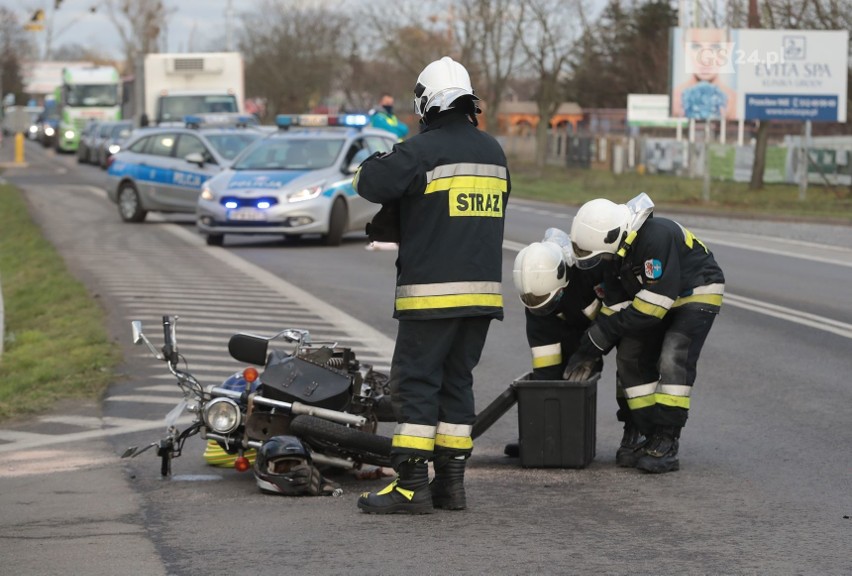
[513,241,570,316]
[413,56,481,124]
[254,435,337,496]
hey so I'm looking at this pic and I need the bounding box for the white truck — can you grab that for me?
[141,52,245,126]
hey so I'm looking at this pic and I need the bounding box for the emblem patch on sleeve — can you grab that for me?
[644,259,663,279]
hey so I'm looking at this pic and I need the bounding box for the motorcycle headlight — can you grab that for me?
[203,398,241,434]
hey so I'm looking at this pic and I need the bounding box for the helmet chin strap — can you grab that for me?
[616,230,637,258]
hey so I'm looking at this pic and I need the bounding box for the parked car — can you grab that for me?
[196,113,395,247]
[106,114,263,223]
[36,112,60,148]
[76,120,102,163]
[95,120,134,168]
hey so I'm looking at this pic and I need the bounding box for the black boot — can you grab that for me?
[357,457,434,514]
[636,426,680,473]
[431,452,468,510]
[615,424,648,468]
[503,441,519,458]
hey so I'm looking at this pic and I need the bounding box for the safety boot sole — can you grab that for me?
[357,499,435,514]
[636,456,680,474]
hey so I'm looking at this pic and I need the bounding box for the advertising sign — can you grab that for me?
[627,94,684,128]
[670,28,848,122]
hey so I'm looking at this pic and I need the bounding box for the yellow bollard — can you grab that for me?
[14,133,25,164]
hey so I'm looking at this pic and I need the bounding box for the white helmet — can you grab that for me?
[413,56,479,117]
[513,241,569,316]
[570,198,631,269]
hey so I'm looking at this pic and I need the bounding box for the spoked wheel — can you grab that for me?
[289,415,392,468]
[117,183,147,222]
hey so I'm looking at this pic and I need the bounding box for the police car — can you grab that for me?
[195,114,397,246]
[106,114,263,222]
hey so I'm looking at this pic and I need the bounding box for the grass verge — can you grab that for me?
[510,163,852,224]
[0,183,118,422]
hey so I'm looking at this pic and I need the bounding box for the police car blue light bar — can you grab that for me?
[185,113,258,129]
[275,114,369,130]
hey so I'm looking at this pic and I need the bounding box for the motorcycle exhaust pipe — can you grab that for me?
[209,386,367,427]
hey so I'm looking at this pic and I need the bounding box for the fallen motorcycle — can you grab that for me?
[122,315,395,491]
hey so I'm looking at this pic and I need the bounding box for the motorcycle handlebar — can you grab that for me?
[162,315,178,365]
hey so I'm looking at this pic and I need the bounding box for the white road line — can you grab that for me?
[105,395,187,405]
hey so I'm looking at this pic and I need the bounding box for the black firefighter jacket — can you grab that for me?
[354,110,511,320]
[590,216,726,350]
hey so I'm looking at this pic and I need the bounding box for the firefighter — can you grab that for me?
[508,228,648,465]
[353,56,510,514]
[564,193,725,473]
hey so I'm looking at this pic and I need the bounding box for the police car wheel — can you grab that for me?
[323,198,347,247]
[206,234,224,246]
[117,183,147,223]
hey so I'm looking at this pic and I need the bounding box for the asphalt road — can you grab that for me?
[0,138,850,575]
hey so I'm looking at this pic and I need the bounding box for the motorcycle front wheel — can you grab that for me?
[289,415,392,468]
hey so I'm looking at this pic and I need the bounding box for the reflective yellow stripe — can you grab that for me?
[396,293,503,311]
[626,393,691,410]
[632,297,668,319]
[376,479,415,500]
[673,294,724,307]
[424,175,508,195]
[616,231,638,257]
[531,343,561,368]
[435,433,473,450]
[626,395,657,410]
[532,354,561,368]
[392,434,436,451]
[656,393,691,409]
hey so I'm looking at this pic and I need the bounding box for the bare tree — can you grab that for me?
[1,8,35,106]
[450,0,526,134]
[518,0,585,168]
[103,0,172,67]
[238,0,353,119]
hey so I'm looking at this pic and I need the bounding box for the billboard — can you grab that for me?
[627,94,685,128]
[669,28,848,122]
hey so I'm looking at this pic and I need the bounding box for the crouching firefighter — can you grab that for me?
[564,193,725,473]
[353,56,510,514]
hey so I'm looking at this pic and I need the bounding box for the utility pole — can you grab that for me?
[226,0,234,51]
[747,0,770,191]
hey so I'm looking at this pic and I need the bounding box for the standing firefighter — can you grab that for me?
[354,56,510,514]
[564,193,725,473]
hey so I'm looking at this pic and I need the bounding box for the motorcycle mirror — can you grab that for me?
[132,320,144,344]
[228,333,269,366]
[131,320,165,360]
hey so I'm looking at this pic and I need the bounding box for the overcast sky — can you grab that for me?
[7,0,283,60]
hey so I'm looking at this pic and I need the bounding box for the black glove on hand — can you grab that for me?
[563,331,605,382]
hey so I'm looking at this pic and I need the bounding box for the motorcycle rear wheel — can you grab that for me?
[289,415,392,468]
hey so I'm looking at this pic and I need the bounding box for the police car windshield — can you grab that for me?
[232,138,344,171]
[204,133,263,161]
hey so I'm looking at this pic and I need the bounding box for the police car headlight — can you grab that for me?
[288,185,323,203]
[200,186,215,201]
[44,127,55,137]
[108,144,121,154]
[203,398,241,434]
[64,130,75,140]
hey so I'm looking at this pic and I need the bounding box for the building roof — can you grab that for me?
[497,101,583,115]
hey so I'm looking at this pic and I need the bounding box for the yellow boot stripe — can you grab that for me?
[375,479,414,501]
